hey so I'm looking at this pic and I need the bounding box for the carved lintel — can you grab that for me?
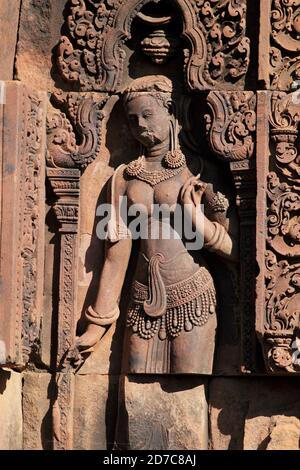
[56,0,250,92]
[0,82,46,367]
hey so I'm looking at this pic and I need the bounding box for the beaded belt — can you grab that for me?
[127,267,216,340]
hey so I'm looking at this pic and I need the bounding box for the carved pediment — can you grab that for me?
[56,0,250,91]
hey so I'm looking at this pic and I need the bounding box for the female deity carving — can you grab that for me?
[75,75,238,374]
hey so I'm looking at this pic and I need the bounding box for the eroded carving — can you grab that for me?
[140,29,180,64]
[269,91,300,185]
[47,167,80,449]
[47,97,84,449]
[46,85,107,449]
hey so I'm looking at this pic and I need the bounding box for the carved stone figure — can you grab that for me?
[75,75,238,376]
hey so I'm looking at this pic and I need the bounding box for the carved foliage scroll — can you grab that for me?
[206,91,256,162]
[22,93,46,363]
[260,91,300,373]
[47,90,107,170]
[270,0,300,90]
[191,0,250,88]
[56,0,250,92]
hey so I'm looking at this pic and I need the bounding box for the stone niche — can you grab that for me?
[0,0,300,452]
[44,0,257,450]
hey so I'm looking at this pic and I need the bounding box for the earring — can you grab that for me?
[139,143,145,157]
[163,118,186,168]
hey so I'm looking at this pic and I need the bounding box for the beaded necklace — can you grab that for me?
[125,149,186,187]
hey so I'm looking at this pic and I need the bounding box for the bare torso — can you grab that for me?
[126,166,206,285]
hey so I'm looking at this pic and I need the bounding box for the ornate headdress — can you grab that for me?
[123,75,173,108]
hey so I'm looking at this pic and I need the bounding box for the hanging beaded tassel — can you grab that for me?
[127,284,216,341]
[163,115,185,169]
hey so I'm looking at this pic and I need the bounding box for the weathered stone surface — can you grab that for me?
[209,378,300,450]
[15,0,66,91]
[0,369,22,450]
[73,96,143,376]
[0,81,46,367]
[208,378,247,450]
[23,372,54,450]
[73,374,119,450]
[115,376,208,450]
[8,0,299,453]
[0,1,21,80]
[266,417,300,450]
[77,322,124,376]
[245,414,300,451]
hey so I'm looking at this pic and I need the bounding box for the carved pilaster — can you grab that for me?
[0,82,46,367]
[47,167,80,450]
[48,169,80,361]
[47,172,80,451]
[46,86,107,448]
[206,91,257,372]
[257,90,300,374]
[230,159,257,372]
